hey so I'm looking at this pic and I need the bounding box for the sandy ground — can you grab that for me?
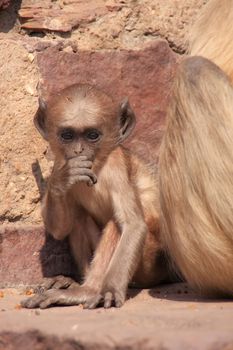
[0,284,233,349]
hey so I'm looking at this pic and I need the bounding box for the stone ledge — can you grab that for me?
[0,286,233,350]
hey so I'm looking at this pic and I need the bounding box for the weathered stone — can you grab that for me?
[16,0,207,53]
[0,0,10,10]
[0,38,45,226]
[37,39,178,164]
[0,226,76,287]
[19,0,110,32]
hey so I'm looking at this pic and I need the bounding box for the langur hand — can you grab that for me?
[49,156,97,194]
[83,278,127,309]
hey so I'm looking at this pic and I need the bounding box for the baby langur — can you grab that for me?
[21,84,169,309]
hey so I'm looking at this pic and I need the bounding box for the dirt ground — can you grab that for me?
[1,284,233,349]
[0,0,207,225]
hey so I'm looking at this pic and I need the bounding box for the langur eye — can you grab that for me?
[85,130,101,142]
[59,129,75,142]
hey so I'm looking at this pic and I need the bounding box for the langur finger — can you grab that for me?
[34,276,75,293]
[87,176,97,186]
[104,292,113,308]
[38,290,68,309]
[68,282,81,290]
[52,276,75,289]
[34,277,56,294]
[87,173,97,186]
[83,294,102,309]
[69,160,93,170]
[39,298,56,309]
[69,168,95,178]
[69,175,94,186]
[21,294,46,309]
[68,155,89,162]
[114,292,125,308]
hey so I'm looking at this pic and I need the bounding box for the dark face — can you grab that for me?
[55,125,103,160]
[47,92,118,161]
[34,84,136,162]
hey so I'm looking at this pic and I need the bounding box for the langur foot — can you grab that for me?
[21,286,101,309]
[33,275,79,294]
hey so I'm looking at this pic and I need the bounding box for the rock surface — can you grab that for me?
[19,0,110,32]
[17,0,208,53]
[0,0,10,10]
[0,38,43,225]
[0,285,233,350]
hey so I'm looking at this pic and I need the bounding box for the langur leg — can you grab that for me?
[132,215,172,288]
[21,220,119,309]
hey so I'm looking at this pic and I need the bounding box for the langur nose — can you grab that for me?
[74,145,84,155]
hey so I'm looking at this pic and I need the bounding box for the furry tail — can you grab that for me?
[188,0,233,82]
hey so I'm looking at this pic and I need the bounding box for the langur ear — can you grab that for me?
[118,98,136,143]
[34,97,48,141]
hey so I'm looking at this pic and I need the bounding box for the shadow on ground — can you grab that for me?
[0,0,22,33]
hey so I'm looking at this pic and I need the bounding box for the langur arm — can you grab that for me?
[98,181,147,307]
[41,187,75,240]
[41,155,95,240]
[21,219,119,309]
